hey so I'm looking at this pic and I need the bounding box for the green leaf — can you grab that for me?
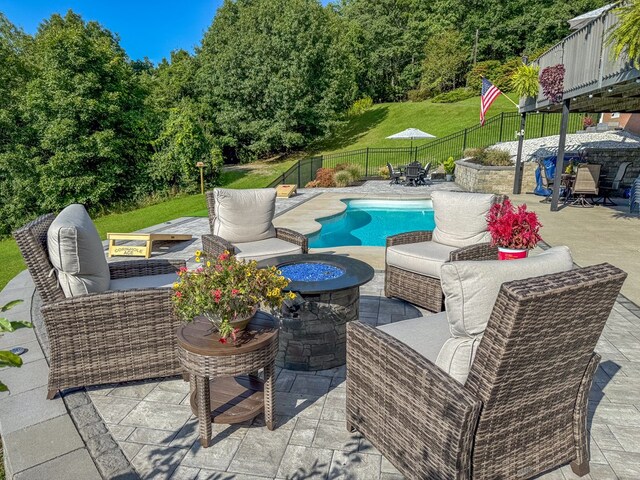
[10,320,33,330]
[0,382,8,392]
[0,350,23,367]
[0,317,15,332]
[1,299,23,312]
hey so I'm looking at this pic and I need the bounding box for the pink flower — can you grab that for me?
[175,291,182,298]
[211,289,222,303]
[218,252,230,261]
[196,267,204,273]
[231,289,240,296]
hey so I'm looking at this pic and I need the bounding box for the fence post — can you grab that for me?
[365,148,369,177]
[462,128,468,151]
[499,112,504,142]
[297,160,301,187]
[540,113,545,137]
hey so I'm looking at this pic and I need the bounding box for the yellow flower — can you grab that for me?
[172,283,179,289]
[195,250,202,257]
[195,257,201,263]
[206,261,211,267]
[271,288,281,297]
[288,292,296,300]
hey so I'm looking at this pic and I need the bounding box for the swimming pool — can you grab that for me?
[308,199,435,248]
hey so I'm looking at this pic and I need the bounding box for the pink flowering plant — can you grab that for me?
[172,250,291,342]
[486,199,542,250]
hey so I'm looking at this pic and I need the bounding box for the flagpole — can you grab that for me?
[503,93,520,110]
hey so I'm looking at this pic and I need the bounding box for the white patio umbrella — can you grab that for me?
[386,128,436,149]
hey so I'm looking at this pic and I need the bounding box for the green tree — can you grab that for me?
[607,0,640,65]
[198,0,358,161]
[420,29,470,94]
[338,0,434,101]
[19,11,151,215]
[151,98,222,192]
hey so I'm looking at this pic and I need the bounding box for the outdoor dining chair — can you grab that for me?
[387,162,403,185]
[595,161,631,206]
[348,257,627,479]
[571,163,601,207]
[403,162,422,186]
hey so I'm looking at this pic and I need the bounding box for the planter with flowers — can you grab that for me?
[487,199,542,260]
[172,250,292,343]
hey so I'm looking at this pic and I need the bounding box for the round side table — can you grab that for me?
[176,311,278,448]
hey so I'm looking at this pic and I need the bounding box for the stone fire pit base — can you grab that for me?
[277,286,359,371]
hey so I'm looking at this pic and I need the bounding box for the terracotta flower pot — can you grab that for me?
[497,247,528,260]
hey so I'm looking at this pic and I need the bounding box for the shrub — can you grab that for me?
[333,170,354,187]
[378,166,390,179]
[343,164,362,181]
[466,60,502,92]
[431,87,476,104]
[407,88,431,102]
[510,64,540,98]
[583,116,595,128]
[539,64,565,103]
[305,180,319,188]
[314,168,336,187]
[347,96,374,117]
[484,149,513,166]
[463,147,487,162]
[443,157,456,175]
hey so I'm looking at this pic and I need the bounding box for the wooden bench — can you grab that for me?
[107,233,193,258]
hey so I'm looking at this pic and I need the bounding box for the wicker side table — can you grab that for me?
[176,312,279,448]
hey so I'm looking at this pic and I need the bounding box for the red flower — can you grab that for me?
[218,252,230,261]
[175,291,182,298]
[487,199,542,250]
[231,289,240,296]
[218,337,227,344]
[211,289,222,303]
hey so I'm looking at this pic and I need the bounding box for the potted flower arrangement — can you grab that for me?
[487,199,542,260]
[443,157,456,181]
[510,64,540,109]
[172,250,292,342]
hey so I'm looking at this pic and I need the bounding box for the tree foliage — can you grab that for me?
[420,29,469,95]
[198,0,358,161]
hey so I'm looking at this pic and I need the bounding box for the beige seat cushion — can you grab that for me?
[212,188,277,243]
[234,238,302,262]
[430,191,495,248]
[435,336,482,384]
[441,246,574,337]
[386,241,458,279]
[377,312,450,363]
[47,204,110,297]
[109,273,178,291]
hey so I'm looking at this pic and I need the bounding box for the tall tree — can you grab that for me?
[198,0,358,161]
[18,11,151,215]
[420,29,470,94]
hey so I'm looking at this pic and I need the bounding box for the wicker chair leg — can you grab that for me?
[47,389,57,400]
[346,420,356,433]
[570,460,590,477]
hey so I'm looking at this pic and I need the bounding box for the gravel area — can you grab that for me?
[492,130,640,162]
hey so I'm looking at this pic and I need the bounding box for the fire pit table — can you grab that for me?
[258,254,374,371]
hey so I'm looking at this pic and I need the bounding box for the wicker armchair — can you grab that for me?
[348,263,626,479]
[202,188,308,260]
[385,192,503,312]
[13,214,185,399]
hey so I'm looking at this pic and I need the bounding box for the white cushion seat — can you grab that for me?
[212,188,277,243]
[234,238,302,262]
[386,241,458,279]
[377,312,450,363]
[109,273,179,291]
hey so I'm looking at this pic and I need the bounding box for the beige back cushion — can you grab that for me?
[212,188,277,243]
[47,204,110,297]
[435,336,482,384]
[441,246,574,337]
[430,191,495,248]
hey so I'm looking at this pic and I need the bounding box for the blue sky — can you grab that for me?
[0,0,223,63]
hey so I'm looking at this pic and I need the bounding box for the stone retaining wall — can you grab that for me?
[455,148,640,195]
[454,159,537,195]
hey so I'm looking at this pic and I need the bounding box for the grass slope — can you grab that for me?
[312,93,519,154]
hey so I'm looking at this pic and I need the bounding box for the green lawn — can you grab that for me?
[0,158,296,291]
[312,93,520,154]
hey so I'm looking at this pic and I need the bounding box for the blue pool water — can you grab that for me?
[279,263,345,282]
[308,199,435,248]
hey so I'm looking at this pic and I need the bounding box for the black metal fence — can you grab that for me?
[268,111,593,187]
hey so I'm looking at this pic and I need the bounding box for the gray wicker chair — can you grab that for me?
[13,214,185,399]
[202,188,308,260]
[385,193,503,312]
[347,263,626,479]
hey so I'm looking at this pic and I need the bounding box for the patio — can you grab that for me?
[2,182,640,479]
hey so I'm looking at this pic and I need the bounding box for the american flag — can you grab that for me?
[480,77,502,126]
